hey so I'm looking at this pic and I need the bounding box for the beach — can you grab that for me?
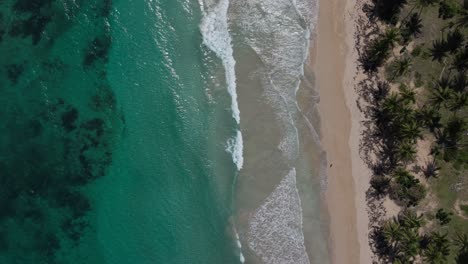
[2,0,466,263]
[313,0,373,263]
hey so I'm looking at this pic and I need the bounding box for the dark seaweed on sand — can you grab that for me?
[0,0,121,262]
[0,13,5,43]
[5,63,24,84]
[83,34,112,67]
[9,0,53,45]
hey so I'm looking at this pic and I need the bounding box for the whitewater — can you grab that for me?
[199,0,327,263]
[199,0,245,262]
[200,0,244,172]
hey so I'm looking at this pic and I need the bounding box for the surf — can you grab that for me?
[199,0,245,262]
[200,0,244,172]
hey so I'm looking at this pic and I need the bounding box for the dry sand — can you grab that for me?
[312,0,373,262]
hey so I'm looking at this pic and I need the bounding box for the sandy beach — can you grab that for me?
[312,0,372,262]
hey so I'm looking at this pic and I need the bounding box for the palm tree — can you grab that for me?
[394,169,418,189]
[454,233,468,264]
[455,233,468,252]
[399,85,416,104]
[372,0,408,24]
[363,37,393,72]
[398,105,416,121]
[445,116,467,146]
[373,81,391,103]
[391,58,412,80]
[423,232,450,264]
[423,240,449,263]
[456,250,468,264]
[384,28,401,47]
[446,29,464,54]
[397,142,417,164]
[391,170,426,207]
[430,38,448,62]
[430,85,453,108]
[451,72,468,92]
[438,75,452,91]
[423,158,440,178]
[420,106,442,132]
[402,0,436,21]
[402,13,423,40]
[401,120,423,142]
[436,208,453,225]
[398,228,420,262]
[383,219,402,248]
[452,48,468,73]
[449,91,468,112]
[383,93,401,113]
[412,0,438,15]
[456,12,468,28]
[438,1,458,19]
[398,210,424,229]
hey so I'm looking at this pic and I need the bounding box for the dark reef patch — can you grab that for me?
[9,14,51,45]
[13,0,53,13]
[61,107,79,132]
[5,63,24,84]
[0,13,4,42]
[27,120,43,138]
[83,34,111,67]
[102,0,112,17]
[9,0,54,45]
[0,0,119,262]
[91,84,117,111]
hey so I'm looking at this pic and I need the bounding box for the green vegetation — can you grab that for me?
[461,204,468,216]
[361,0,468,262]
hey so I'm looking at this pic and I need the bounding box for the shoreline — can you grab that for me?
[312,0,372,262]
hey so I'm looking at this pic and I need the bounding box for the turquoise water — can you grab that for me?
[0,0,240,263]
[97,0,240,263]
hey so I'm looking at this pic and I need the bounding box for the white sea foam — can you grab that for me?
[247,169,310,264]
[200,0,244,173]
[200,0,240,124]
[228,1,320,262]
[234,230,246,263]
[226,130,244,170]
[230,0,318,162]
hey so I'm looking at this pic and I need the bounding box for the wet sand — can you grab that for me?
[312,0,372,262]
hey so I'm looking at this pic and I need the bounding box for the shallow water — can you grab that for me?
[228,0,330,263]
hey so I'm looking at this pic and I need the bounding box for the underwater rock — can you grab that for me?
[5,63,23,84]
[61,107,79,132]
[27,120,43,138]
[83,35,111,67]
[8,14,51,45]
[0,13,4,43]
[26,14,51,45]
[13,0,53,13]
[102,0,112,17]
[90,85,116,111]
[0,232,8,252]
[61,217,88,243]
[0,0,121,260]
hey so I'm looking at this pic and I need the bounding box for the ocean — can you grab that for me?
[0,0,327,263]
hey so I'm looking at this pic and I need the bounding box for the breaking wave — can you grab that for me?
[199,0,245,262]
[226,130,244,170]
[200,0,244,172]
